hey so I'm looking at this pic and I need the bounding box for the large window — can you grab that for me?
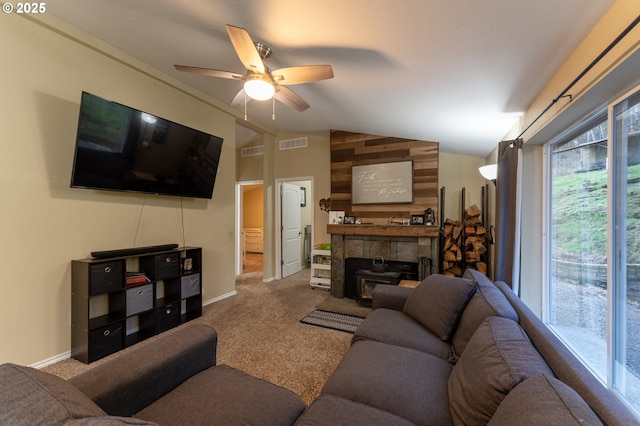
[546,86,640,413]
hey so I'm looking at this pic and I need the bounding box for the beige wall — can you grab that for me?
[236,138,265,182]
[273,132,332,248]
[243,186,264,229]
[438,152,488,222]
[1,13,237,365]
[504,0,640,314]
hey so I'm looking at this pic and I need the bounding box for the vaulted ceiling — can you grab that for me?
[47,0,615,156]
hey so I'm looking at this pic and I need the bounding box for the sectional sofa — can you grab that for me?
[0,324,306,425]
[295,269,638,425]
[1,269,638,425]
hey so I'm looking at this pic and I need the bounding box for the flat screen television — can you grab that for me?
[70,91,223,199]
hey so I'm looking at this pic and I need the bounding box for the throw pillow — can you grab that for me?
[0,363,106,426]
[402,274,477,341]
[451,270,519,359]
[448,317,554,425]
[488,375,603,426]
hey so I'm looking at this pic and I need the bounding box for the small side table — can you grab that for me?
[399,279,421,288]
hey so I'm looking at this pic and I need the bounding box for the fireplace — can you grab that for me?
[328,225,439,299]
[345,257,419,300]
[355,269,402,306]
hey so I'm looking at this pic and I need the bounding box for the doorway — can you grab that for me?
[276,178,313,279]
[237,181,264,276]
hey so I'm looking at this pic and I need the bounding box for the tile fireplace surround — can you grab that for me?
[328,224,439,298]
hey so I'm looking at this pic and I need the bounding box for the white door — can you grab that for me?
[281,183,302,278]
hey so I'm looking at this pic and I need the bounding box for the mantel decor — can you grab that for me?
[352,160,413,204]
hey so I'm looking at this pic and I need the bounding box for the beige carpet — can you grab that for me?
[43,267,354,404]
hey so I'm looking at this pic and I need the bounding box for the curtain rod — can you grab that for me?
[513,14,640,142]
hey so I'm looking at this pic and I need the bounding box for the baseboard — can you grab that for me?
[31,351,71,369]
[203,290,237,306]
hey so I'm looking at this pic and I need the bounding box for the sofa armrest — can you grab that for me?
[69,323,217,417]
[372,285,412,311]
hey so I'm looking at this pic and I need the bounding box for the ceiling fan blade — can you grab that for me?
[174,65,243,80]
[230,89,249,109]
[274,86,310,111]
[272,65,334,85]
[226,24,265,74]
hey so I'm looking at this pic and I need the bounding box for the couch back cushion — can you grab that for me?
[451,269,519,359]
[402,274,477,341]
[0,363,106,426]
[64,417,158,425]
[448,317,554,425]
[488,375,603,426]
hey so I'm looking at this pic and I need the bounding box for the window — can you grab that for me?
[546,85,640,413]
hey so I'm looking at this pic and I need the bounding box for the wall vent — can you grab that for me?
[279,137,308,150]
[241,145,264,157]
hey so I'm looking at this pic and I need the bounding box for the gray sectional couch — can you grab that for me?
[296,269,639,425]
[1,269,638,425]
[0,324,306,425]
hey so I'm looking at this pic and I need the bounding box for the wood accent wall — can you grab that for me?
[330,130,439,224]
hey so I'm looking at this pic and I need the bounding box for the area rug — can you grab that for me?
[300,309,365,334]
[315,297,371,318]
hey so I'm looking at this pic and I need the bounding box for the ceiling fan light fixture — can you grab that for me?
[244,75,275,101]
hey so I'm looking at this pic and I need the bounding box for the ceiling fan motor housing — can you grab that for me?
[254,42,272,60]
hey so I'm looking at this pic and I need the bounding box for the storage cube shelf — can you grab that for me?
[310,249,331,290]
[71,247,203,363]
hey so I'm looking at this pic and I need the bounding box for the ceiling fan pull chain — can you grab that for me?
[272,96,276,121]
[244,90,248,121]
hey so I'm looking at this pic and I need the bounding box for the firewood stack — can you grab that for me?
[442,218,464,276]
[464,204,487,275]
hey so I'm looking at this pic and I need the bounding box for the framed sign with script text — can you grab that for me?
[352,161,413,204]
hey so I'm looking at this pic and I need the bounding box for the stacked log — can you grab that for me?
[464,204,487,275]
[442,218,464,276]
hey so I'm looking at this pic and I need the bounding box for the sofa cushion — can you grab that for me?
[135,365,306,426]
[488,375,603,426]
[403,274,477,341]
[448,317,554,426]
[371,284,412,311]
[295,394,416,426]
[0,363,106,426]
[351,308,453,361]
[64,417,158,425]
[69,323,217,417]
[322,340,453,426]
[452,269,519,359]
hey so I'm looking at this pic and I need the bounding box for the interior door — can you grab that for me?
[281,183,302,278]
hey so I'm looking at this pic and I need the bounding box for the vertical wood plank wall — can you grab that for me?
[330,130,439,223]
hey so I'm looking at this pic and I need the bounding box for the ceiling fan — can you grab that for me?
[174,24,334,115]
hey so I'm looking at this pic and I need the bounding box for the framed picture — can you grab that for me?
[352,160,413,204]
[329,211,345,224]
[300,187,306,207]
[343,215,356,224]
[411,214,425,225]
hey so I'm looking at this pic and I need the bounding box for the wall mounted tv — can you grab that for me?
[70,91,223,199]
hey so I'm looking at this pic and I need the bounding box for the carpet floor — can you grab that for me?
[43,268,355,404]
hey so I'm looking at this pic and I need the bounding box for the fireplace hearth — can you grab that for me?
[345,257,418,300]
